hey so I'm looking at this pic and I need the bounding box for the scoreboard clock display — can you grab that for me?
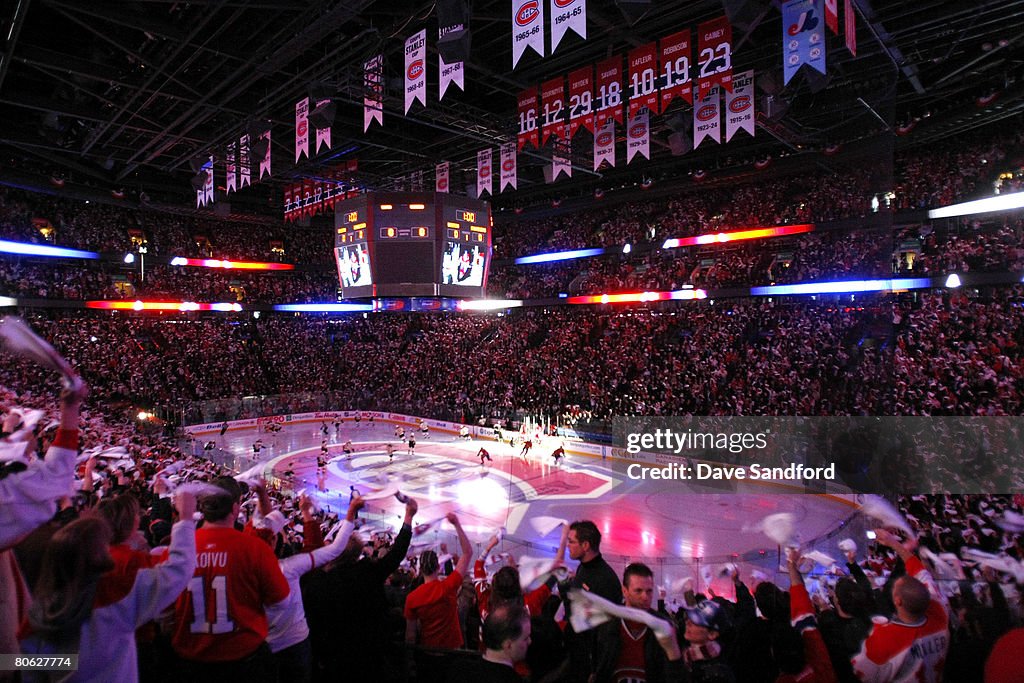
[334,192,491,298]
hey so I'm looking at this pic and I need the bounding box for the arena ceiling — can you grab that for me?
[2,0,1024,211]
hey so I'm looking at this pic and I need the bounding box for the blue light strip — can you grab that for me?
[514,248,605,265]
[0,240,99,260]
[273,303,374,313]
[750,278,932,296]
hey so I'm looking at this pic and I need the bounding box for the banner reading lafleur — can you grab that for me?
[783,0,826,85]
[550,0,586,52]
[226,142,236,194]
[626,110,649,164]
[239,134,250,188]
[567,65,594,137]
[364,55,384,131]
[517,86,540,150]
[697,16,732,99]
[693,85,721,148]
[405,30,427,114]
[593,119,615,170]
[295,98,309,163]
[512,0,545,68]
[628,42,659,119]
[595,55,623,130]
[659,31,692,111]
[315,98,331,154]
[725,70,755,142]
[500,142,517,191]
[436,162,450,193]
[541,76,566,144]
[477,148,493,197]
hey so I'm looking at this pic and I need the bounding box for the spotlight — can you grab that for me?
[123,253,135,264]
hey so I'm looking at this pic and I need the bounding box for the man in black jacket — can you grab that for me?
[301,496,418,682]
[593,563,684,683]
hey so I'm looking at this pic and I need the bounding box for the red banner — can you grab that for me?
[517,86,540,150]
[540,76,566,144]
[825,0,838,34]
[844,0,856,56]
[568,65,594,137]
[697,16,732,99]
[628,42,659,118]
[595,55,623,130]
[659,30,692,110]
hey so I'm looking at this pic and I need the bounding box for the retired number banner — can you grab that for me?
[659,31,692,111]
[517,86,540,150]
[567,66,594,137]
[628,42,659,119]
[697,16,732,99]
[541,77,566,144]
[595,55,623,130]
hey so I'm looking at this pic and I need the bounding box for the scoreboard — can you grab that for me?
[334,192,491,298]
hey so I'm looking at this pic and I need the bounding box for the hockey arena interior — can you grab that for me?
[2,1,1024,681]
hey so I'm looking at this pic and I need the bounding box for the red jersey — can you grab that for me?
[614,619,648,683]
[851,557,949,683]
[171,526,289,662]
[404,570,464,649]
[96,544,163,607]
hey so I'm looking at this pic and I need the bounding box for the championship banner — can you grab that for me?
[314,98,332,154]
[437,0,467,100]
[439,54,464,101]
[258,128,271,181]
[697,16,732,99]
[364,55,384,131]
[517,86,539,150]
[628,43,659,119]
[512,0,545,68]
[626,110,649,164]
[783,0,826,85]
[411,170,424,192]
[725,70,755,142]
[693,85,721,148]
[541,76,566,144]
[500,142,517,192]
[659,30,692,111]
[825,0,838,34]
[477,148,493,197]
[550,0,586,52]
[436,161,450,193]
[593,119,615,170]
[568,65,594,137]
[552,138,571,180]
[239,134,251,189]
[295,98,309,162]
[844,0,856,56]
[404,30,427,114]
[226,141,237,194]
[595,55,623,130]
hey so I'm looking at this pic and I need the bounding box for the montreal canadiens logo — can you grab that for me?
[480,166,491,178]
[629,123,646,138]
[437,178,448,190]
[697,105,717,121]
[297,121,308,136]
[502,159,515,171]
[729,96,750,113]
[554,0,574,6]
[597,132,613,146]
[516,1,540,26]
[407,60,424,80]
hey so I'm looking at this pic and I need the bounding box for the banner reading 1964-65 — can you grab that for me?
[550,0,586,52]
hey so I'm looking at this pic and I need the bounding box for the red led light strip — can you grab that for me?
[663,223,814,249]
